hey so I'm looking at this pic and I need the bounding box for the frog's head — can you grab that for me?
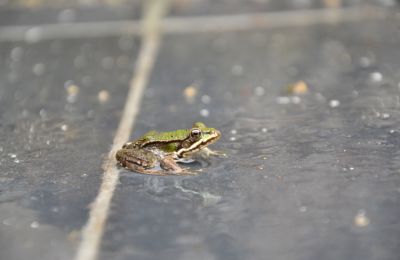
[176,122,221,157]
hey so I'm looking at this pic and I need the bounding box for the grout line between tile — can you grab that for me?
[0,6,392,42]
[74,1,169,260]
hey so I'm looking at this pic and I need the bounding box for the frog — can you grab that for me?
[115,122,226,176]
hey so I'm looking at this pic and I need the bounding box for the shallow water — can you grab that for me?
[1,8,400,260]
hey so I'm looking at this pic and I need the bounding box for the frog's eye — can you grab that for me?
[191,128,202,138]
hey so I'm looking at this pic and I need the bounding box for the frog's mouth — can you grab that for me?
[176,130,220,157]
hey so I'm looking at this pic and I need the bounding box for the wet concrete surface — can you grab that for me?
[0,37,138,259]
[1,3,400,260]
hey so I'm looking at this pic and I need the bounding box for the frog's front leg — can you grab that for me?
[197,147,227,159]
[160,156,197,176]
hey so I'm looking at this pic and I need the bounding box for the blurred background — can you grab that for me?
[1,0,400,260]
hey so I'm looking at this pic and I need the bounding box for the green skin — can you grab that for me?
[116,122,225,176]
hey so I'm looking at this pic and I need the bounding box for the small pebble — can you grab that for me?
[354,210,370,227]
[287,80,309,95]
[61,124,68,131]
[229,136,236,141]
[65,83,80,103]
[261,128,268,133]
[230,129,237,135]
[98,90,110,104]
[183,85,197,104]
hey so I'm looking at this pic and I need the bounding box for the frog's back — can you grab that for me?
[138,129,190,147]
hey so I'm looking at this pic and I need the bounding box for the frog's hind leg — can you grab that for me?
[116,148,167,176]
[121,160,169,176]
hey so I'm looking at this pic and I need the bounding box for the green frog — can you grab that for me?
[116,122,225,175]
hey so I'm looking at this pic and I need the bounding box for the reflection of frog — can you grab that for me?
[116,122,225,175]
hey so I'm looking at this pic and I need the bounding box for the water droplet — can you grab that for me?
[201,95,211,104]
[10,47,24,61]
[329,99,340,108]
[58,9,77,23]
[359,57,371,68]
[230,129,237,135]
[254,86,265,96]
[200,109,209,117]
[291,96,301,104]
[101,57,114,70]
[229,136,236,141]
[276,96,290,104]
[32,63,45,76]
[61,124,68,131]
[30,221,39,229]
[299,206,307,212]
[51,207,60,213]
[2,219,12,226]
[231,64,243,76]
[381,113,390,119]
[370,71,383,83]
[261,128,268,133]
[39,109,48,120]
[25,27,43,43]
[8,153,16,158]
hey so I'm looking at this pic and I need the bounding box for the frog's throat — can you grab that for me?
[176,131,220,157]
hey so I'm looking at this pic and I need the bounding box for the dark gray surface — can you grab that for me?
[1,4,400,260]
[0,37,138,259]
[101,22,400,260]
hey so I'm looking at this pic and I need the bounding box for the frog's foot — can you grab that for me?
[195,148,227,160]
[204,147,227,158]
